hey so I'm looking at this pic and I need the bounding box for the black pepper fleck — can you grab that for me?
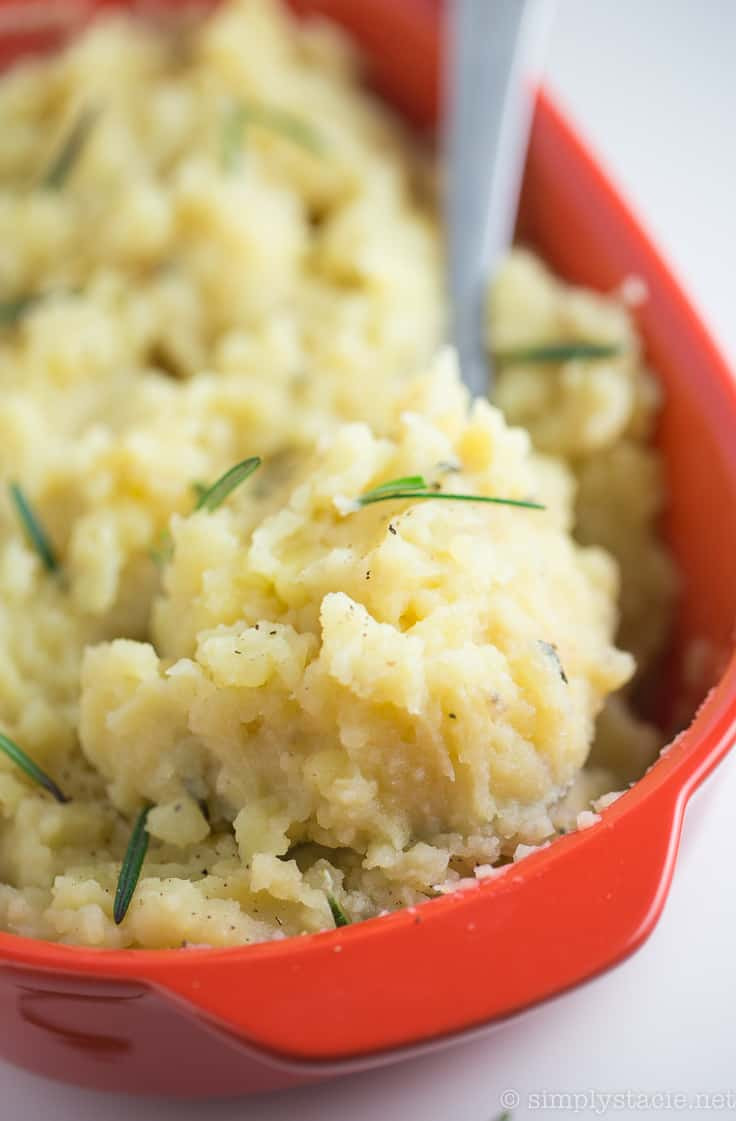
[388,524,397,535]
[539,639,568,684]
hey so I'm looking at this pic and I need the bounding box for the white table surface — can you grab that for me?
[3,2,736,1118]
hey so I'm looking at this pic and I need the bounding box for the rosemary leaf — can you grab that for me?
[149,528,173,568]
[221,101,324,171]
[114,805,151,925]
[357,475,544,511]
[194,456,262,513]
[242,103,324,153]
[359,491,545,510]
[0,294,40,326]
[8,481,59,572]
[149,460,261,567]
[494,341,622,366]
[0,732,69,803]
[221,103,247,172]
[362,475,426,495]
[221,104,244,172]
[41,105,99,191]
[327,894,350,928]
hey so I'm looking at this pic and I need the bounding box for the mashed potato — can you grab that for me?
[0,0,675,947]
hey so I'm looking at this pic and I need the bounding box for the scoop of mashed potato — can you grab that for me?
[0,0,673,948]
[81,356,631,847]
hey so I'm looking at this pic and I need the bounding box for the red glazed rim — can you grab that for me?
[0,0,735,1068]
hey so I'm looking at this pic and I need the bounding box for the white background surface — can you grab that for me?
[3,2,736,1118]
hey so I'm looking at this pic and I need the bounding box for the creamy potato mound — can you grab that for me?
[0,0,675,947]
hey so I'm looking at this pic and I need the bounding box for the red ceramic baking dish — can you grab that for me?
[1,0,735,1099]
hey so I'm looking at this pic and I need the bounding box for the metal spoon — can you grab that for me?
[445,0,552,398]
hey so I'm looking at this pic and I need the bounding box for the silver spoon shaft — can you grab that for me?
[445,0,550,398]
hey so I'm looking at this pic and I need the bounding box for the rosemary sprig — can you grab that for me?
[221,101,324,171]
[327,894,350,928]
[8,481,59,572]
[0,732,69,803]
[194,456,262,513]
[494,341,622,366]
[41,105,100,191]
[357,475,544,511]
[114,805,151,925]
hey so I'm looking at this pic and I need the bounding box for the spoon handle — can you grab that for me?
[445,0,551,398]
